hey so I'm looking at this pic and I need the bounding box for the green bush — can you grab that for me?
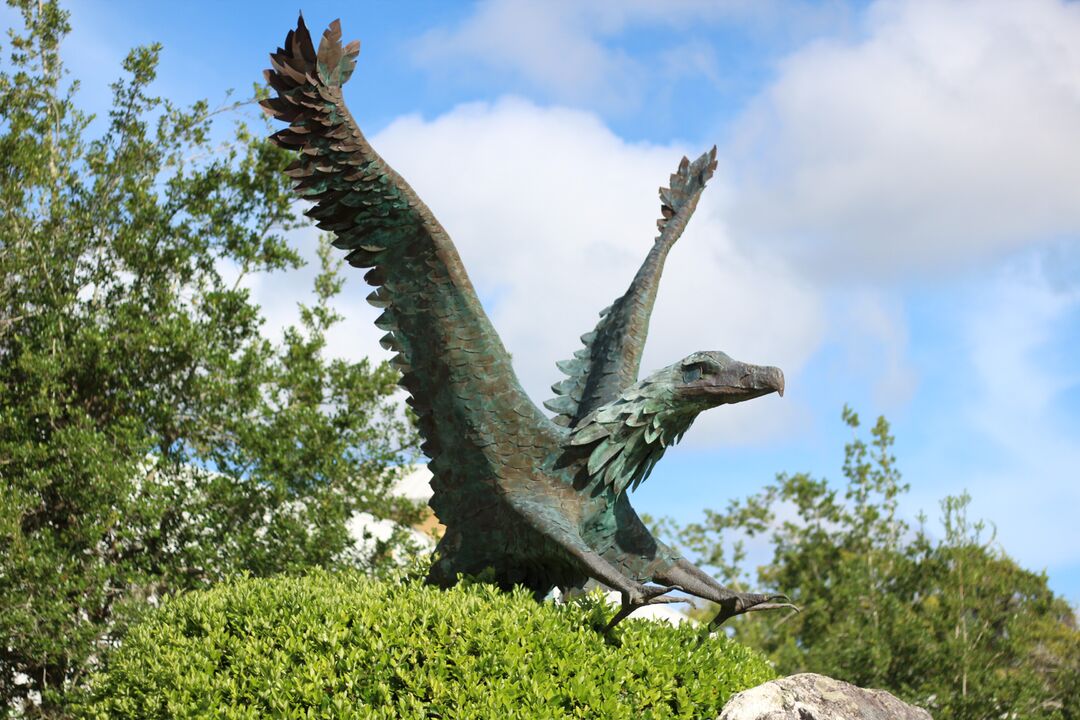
[80,569,774,719]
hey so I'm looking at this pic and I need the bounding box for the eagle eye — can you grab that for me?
[682,363,706,384]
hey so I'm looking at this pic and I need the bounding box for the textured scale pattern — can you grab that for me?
[570,377,701,495]
[265,18,791,628]
[262,18,561,548]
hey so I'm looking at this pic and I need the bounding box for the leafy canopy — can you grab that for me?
[663,408,1079,720]
[0,1,419,714]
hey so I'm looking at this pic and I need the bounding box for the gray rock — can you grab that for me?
[720,673,932,720]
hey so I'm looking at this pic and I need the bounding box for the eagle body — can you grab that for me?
[427,436,679,598]
[265,17,792,627]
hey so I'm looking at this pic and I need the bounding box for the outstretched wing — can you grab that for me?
[264,18,558,527]
[544,148,718,427]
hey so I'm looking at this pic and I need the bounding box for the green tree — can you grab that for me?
[0,2,420,714]
[668,408,1079,719]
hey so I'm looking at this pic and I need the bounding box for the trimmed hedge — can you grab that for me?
[81,570,774,719]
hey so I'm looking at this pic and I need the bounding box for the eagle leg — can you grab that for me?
[653,558,798,630]
[704,594,797,630]
[603,583,686,632]
[506,495,668,620]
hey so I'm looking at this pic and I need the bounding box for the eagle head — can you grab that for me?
[568,351,784,494]
[671,351,784,406]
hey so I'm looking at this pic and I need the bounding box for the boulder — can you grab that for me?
[719,673,932,720]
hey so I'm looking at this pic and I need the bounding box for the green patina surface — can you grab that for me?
[265,17,789,627]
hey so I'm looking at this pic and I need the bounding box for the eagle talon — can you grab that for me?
[642,583,683,601]
[706,592,799,630]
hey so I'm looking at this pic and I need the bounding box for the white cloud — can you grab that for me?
[248,0,1079,483]
[410,0,850,114]
[968,268,1078,429]
[412,2,643,111]
[726,0,1080,278]
[833,290,917,409]
[955,259,1080,569]
[286,97,825,446]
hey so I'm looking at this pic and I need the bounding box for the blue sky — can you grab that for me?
[13,0,1079,604]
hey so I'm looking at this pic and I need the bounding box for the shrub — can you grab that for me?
[80,569,774,719]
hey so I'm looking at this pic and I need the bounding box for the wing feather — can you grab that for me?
[543,148,718,427]
[265,17,559,527]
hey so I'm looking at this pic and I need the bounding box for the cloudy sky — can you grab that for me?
[20,0,1079,603]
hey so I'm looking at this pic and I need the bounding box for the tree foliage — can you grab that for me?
[0,2,419,714]
[78,569,775,719]
[666,408,1079,719]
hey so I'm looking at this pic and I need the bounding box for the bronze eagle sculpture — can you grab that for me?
[264,17,793,629]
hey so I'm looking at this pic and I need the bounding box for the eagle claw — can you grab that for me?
[706,592,799,630]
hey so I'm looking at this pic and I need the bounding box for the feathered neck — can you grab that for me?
[567,379,704,495]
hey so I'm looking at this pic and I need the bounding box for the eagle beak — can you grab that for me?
[680,362,785,404]
[769,366,785,397]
